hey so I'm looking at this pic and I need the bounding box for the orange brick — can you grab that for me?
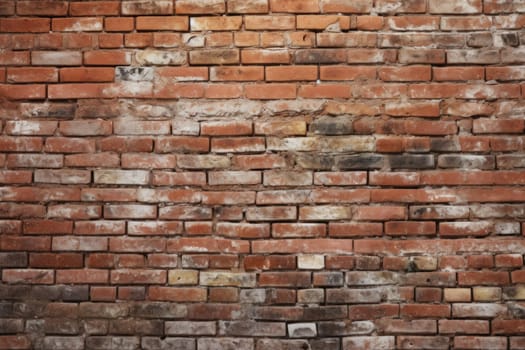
[245,83,296,99]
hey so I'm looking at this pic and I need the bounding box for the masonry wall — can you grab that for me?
[1,0,525,349]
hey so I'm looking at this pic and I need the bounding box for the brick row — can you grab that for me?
[6,66,525,84]
[2,0,522,16]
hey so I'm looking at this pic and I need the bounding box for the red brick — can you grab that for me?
[495,254,523,268]
[210,66,263,81]
[114,120,169,135]
[356,15,384,30]
[399,48,445,64]
[356,83,407,98]
[266,66,318,81]
[0,336,31,349]
[0,84,46,100]
[458,271,510,286]
[429,0,482,14]
[176,0,225,14]
[354,206,406,221]
[111,269,166,284]
[329,222,383,237]
[320,66,376,81]
[385,221,436,236]
[154,67,206,81]
[91,286,117,301]
[60,68,114,82]
[187,304,242,320]
[62,33,96,49]
[105,17,135,32]
[3,269,54,284]
[375,0,425,13]
[136,16,189,31]
[0,1,14,15]
[191,16,242,31]
[189,49,238,65]
[261,32,284,47]
[259,272,311,287]
[84,51,131,65]
[487,66,525,81]
[16,1,67,15]
[0,18,50,32]
[245,15,295,30]
[401,304,451,318]
[379,66,431,82]
[233,154,287,169]
[65,153,119,168]
[74,221,126,235]
[245,83,296,99]
[299,84,351,98]
[154,83,204,99]
[29,253,81,269]
[297,15,351,30]
[440,222,493,237]
[122,153,176,169]
[473,118,524,134]
[228,0,268,13]
[241,49,291,64]
[48,83,111,99]
[454,336,507,349]
[209,171,261,185]
[252,239,353,254]
[1,236,50,251]
[205,84,243,99]
[200,121,251,136]
[442,16,492,31]
[376,137,405,153]
[273,223,326,238]
[52,17,103,32]
[0,220,21,235]
[439,320,489,335]
[150,286,206,302]
[270,0,319,13]
[5,121,57,136]
[202,191,255,205]
[467,255,494,269]
[168,237,249,254]
[314,172,367,185]
[70,1,120,16]
[405,120,458,135]
[150,32,180,47]
[0,51,30,66]
[388,16,439,31]
[56,269,108,284]
[0,170,32,184]
[7,154,63,169]
[122,1,173,15]
[6,67,57,83]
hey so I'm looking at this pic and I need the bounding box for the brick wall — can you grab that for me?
[1,0,525,349]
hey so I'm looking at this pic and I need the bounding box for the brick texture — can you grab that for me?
[1,1,525,349]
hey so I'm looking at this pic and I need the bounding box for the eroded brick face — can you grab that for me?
[1,1,525,349]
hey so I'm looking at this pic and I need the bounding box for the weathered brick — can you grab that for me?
[0,0,524,344]
[343,336,395,349]
[94,170,149,185]
[296,49,347,64]
[270,0,319,13]
[429,0,482,14]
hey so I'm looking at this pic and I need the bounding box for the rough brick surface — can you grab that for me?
[1,1,525,349]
